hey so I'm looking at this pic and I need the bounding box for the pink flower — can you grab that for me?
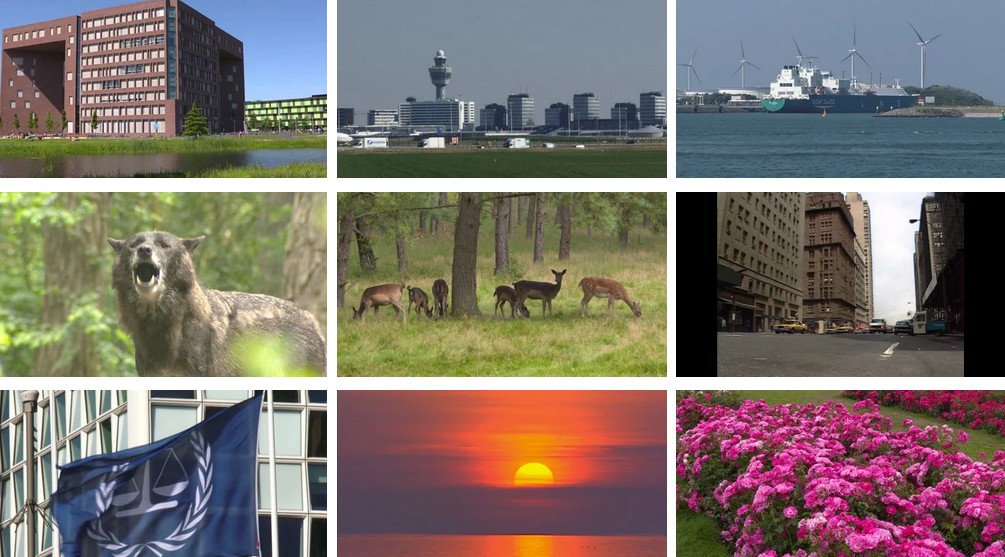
[784,506,798,518]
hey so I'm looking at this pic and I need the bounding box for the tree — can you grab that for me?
[61,108,68,134]
[557,197,572,260]
[45,112,55,135]
[13,113,20,133]
[91,110,98,134]
[533,193,545,263]
[494,194,511,275]
[248,113,259,131]
[283,193,327,338]
[525,194,536,239]
[336,202,354,310]
[182,102,209,137]
[354,216,377,272]
[451,193,483,316]
[28,112,37,134]
[395,231,408,272]
[34,193,111,376]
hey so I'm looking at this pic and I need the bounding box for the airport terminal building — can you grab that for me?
[1,0,245,136]
[0,390,326,557]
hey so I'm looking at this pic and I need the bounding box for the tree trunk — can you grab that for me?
[337,210,354,310]
[525,194,536,239]
[35,193,110,376]
[396,233,408,273]
[451,193,483,316]
[419,211,427,234]
[517,195,525,226]
[433,192,448,234]
[508,197,515,234]
[558,201,571,260]
[355,216,377,272]
[283,193,327,338]
[494,196,511,275]
[533,193,545,263]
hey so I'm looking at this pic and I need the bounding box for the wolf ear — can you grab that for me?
[107,238,125,254]
[182,236,205,253]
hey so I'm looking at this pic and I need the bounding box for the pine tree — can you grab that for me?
[45,112,55,135]
[61,109,68,134]
[91,110,99,134]
[182,102,209,137]
[13,113,20,133]
[28,112,38,134]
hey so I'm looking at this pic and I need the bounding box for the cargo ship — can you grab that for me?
[762,63,915,113]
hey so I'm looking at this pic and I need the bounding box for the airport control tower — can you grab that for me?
[428,49,453,100]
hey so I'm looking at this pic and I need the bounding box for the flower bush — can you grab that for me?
[844,391,1005,438]
[677,397,1005,557]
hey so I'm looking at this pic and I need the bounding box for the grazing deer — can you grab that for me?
[578,276,642,318]
[432,279,449,318]
[407,286,433,320]
[493,285,531,319]
[513,269,566,318]
[352,284,407,323]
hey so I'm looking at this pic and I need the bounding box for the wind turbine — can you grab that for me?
[733,41,760,88]
[677,48,702,91]
[791,36,818,68]
[908,22,942,89]
[841,24,871,85]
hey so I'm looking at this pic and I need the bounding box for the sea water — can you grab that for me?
[677,113,1005,178]
[337,534,668,557]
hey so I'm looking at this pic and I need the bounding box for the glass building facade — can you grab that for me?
[245,94,327,132]
[0,390,327,557]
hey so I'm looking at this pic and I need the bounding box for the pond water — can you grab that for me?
[0,148,326,177]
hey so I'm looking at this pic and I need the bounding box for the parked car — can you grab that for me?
[827,325,854,334]
[773,319,808,334]
[869,319,889,333]
[894,320,912,334]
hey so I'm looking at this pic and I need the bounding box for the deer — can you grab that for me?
[407,286,433,320]
[493,285,531,319]
[352,284,407,323]
[432,278,449,318]
[578,276,641,318]
[513,269,566,318]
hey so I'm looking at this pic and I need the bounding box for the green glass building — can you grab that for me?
[246,94,326,132]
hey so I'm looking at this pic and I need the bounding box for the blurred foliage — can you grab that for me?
[0,193,296,376]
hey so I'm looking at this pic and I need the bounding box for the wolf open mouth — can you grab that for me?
[133,262,161,290]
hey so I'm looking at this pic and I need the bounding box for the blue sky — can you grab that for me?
[0,0,326,101]
[678,0,1005,104]
[337,0,668,125]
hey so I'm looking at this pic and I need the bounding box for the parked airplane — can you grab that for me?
[336,132,354,144]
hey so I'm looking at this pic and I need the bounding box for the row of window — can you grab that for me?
[4,23,72,44]
[84,7,166,29]
[81,58,165,73]
[84,43,164,60]
[79,103,168,116]
[81,76,166,91]
[83,21,164,41]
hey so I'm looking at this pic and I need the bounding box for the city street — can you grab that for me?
[717,332,964,376]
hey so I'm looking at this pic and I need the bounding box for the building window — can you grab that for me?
[16,90,22,98]
[67,72,73,81]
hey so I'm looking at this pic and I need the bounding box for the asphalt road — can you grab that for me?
[717,332,964,376]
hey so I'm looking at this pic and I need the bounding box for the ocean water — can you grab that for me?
[677,113,1005,177]
[337,534,668,557]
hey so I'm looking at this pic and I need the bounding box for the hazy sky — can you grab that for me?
[677,0,1005,104]
[338,391,667,535]
[850,192,927,323]
[337,0,668,125]
[1,0,326,100]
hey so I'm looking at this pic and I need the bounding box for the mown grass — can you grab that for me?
[338,226,667,376]
[133,162,326,178]
[336,147,667,178]
[0,134,325,156]
[677,391,1005,555]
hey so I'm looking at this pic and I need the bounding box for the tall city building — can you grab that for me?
[399,50,472,131]
[544,102,570,128]
[0,390,327,557]
[366,108,398,127]
[803,193,858,331]
[845,192,874,322]
[717,193,806,332]
[337,107,354,127]
[639,91,666,126]
[853,238,869,327]
[611,102,638,124]
[572,92,599,122]
[506,93,534,130]
[1,0,245,136]
[479,103,506,130]
[913,193,964,331]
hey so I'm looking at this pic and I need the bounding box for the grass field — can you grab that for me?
[133,162,327,178]
[336,146,667,177]
[338,226,667,376]
[0,134,326,156]
[677,391,1005,556]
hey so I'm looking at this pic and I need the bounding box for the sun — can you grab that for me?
[514,462,554,487]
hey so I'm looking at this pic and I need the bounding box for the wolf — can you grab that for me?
[108,231,326,376]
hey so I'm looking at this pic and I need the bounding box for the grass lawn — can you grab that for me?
[336,146,667,178]
[677,391,1005,556]
[134,162,326,178]
[338,227,666,376]
[0,134,325,156]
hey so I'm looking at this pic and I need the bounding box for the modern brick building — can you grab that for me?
[716,192,806,332]
[1,0,244,136]
[803,192,858,331]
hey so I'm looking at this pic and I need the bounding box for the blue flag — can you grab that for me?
[53,392,264,557]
